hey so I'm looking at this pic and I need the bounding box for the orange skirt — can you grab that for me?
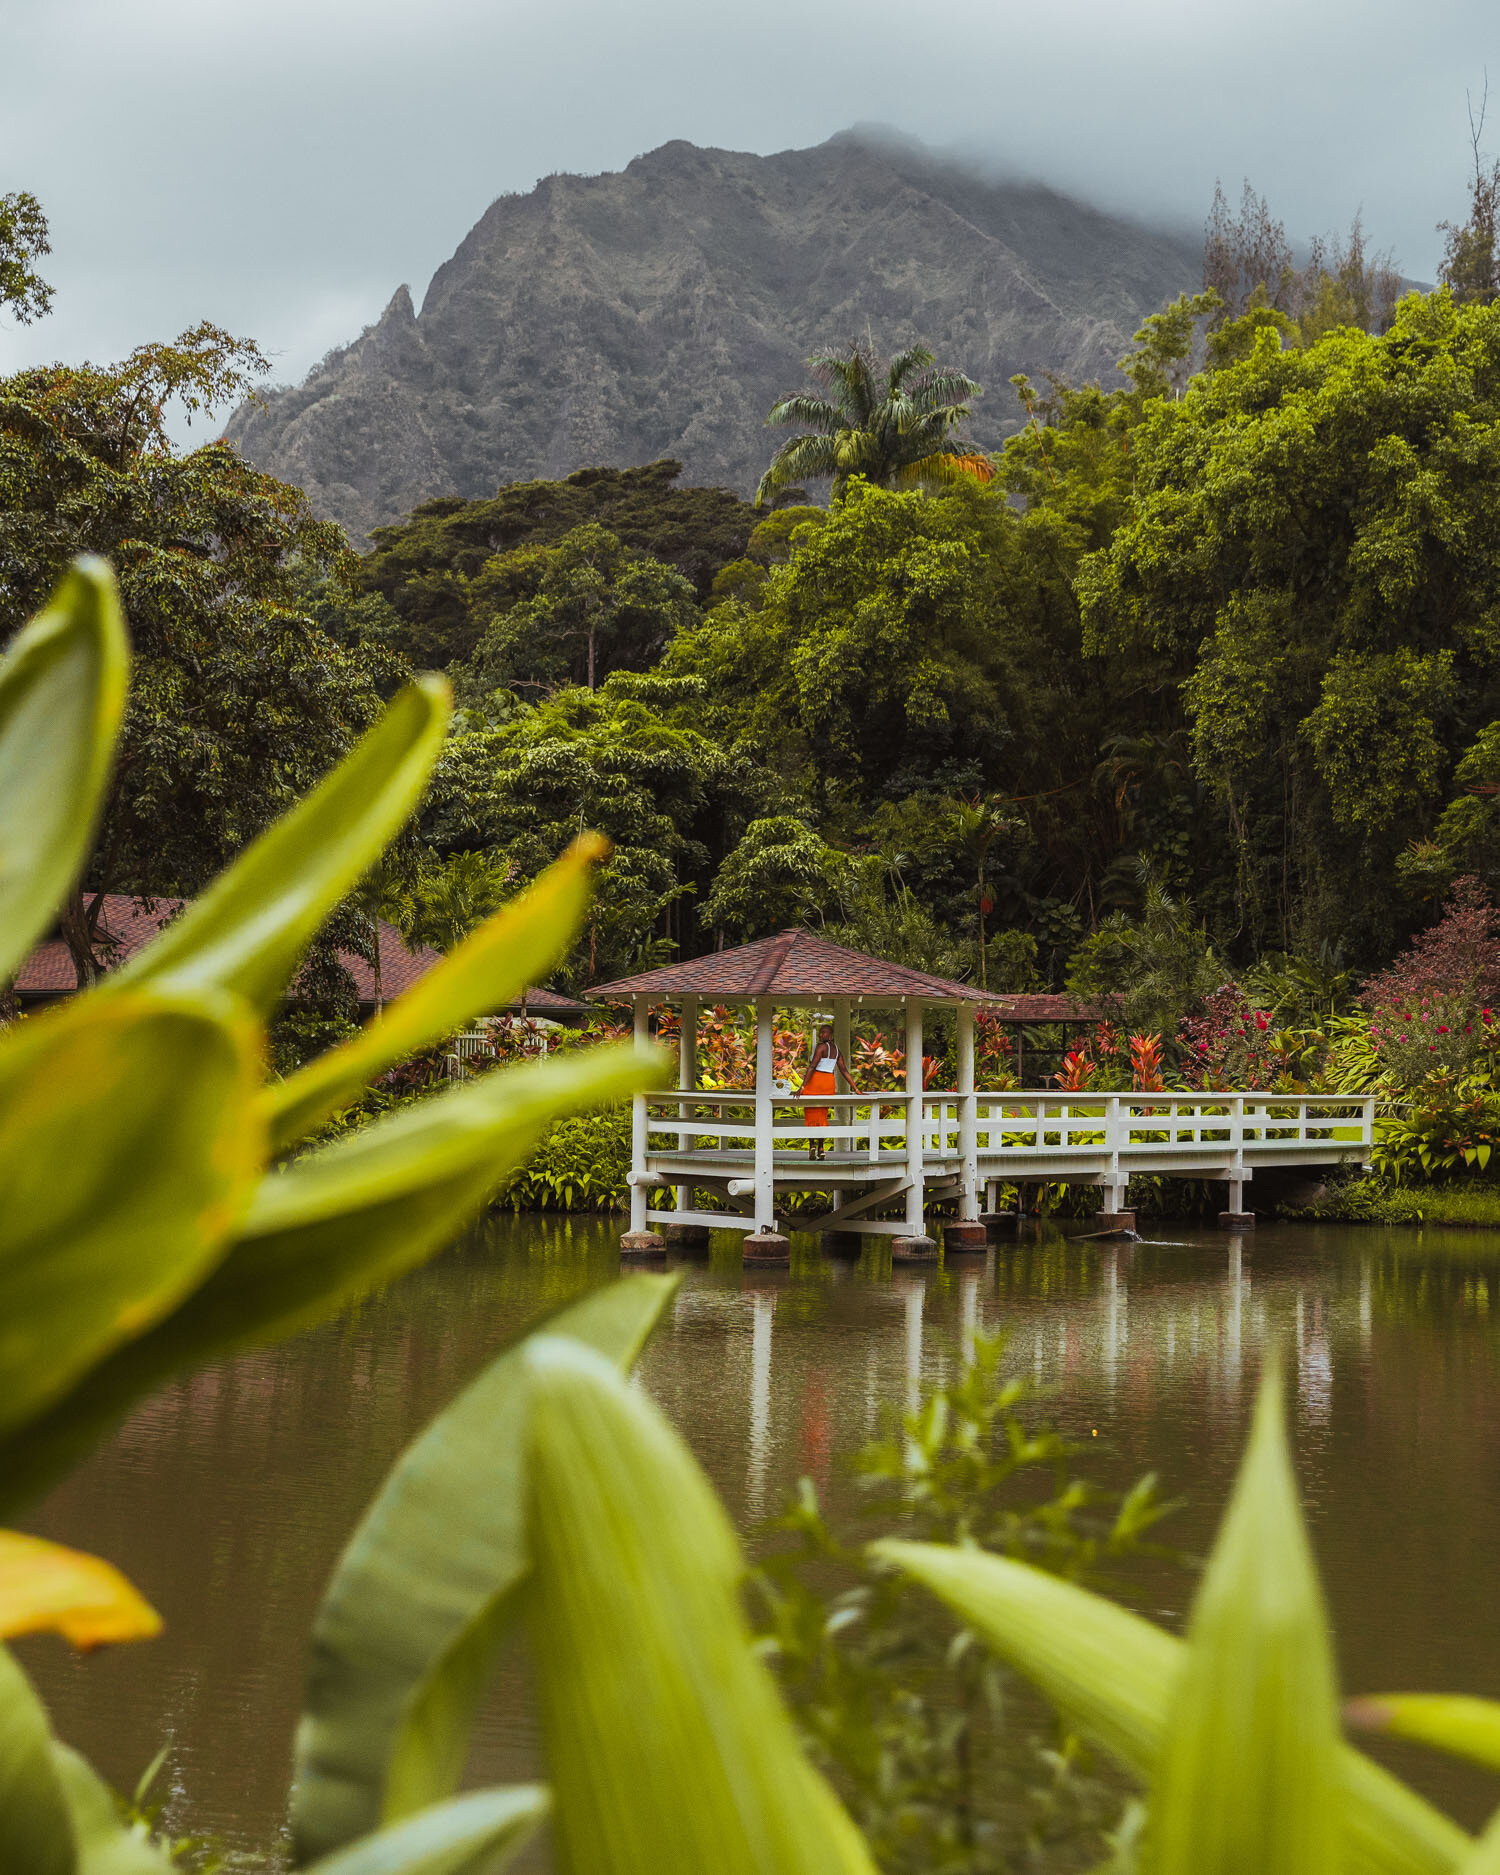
[803,1068,837,1130]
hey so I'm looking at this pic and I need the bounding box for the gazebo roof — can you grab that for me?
[590,928,983,1006]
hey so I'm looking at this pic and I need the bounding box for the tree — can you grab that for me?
[350,460,756,669]
[0,321,404,983]
[1203,180,1401,336]
[1078,291,1500,963]
[0,191,51,325]
[1439,81,1500,306]
[756,342,988,507]
[462,524,698,695]
[421,671,761,983]
[699,817,848,942]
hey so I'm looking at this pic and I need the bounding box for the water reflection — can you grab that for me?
[16,1213,1500,1858]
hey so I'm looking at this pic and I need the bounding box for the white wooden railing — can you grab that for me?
[640,1088,1373,1166]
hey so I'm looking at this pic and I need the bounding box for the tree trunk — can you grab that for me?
[59,886,101,988]
[587,624,596,691]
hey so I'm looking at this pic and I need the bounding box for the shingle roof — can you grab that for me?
[591,928,985,1004]
[982,993,1101,1023]
[14,895,590,1015]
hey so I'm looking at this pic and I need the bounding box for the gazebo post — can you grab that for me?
[666,995,709,1250]
[621,996,664,1257]
[945,1001,987,1254]
[894,997,935,1260]
[745,995,789,1261]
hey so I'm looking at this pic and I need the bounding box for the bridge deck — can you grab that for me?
[634,1089,1374,1236]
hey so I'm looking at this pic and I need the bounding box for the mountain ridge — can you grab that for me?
[227,130,1202,543]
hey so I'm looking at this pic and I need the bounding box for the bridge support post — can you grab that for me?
[742,996,787,1260]
[673,995,698,1228]
[957,1002,979,1222]
[895,998,936,1259]
[621,996,665,1256]
[1219,1102,1254,1227]
[1095,1094,1134,1231]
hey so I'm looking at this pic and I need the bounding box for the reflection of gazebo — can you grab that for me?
[593,930,998,1262]
[592,928,1375,1259]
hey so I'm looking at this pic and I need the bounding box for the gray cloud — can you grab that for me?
[2,0,1494,436]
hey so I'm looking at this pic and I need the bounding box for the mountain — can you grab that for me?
[226,129,1202,544]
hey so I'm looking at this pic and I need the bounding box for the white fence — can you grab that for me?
[641,1088,1373,1169]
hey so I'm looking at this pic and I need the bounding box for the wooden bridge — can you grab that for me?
[591,931,1373,1261]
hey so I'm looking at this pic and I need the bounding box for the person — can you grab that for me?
[798,1024,849,1161]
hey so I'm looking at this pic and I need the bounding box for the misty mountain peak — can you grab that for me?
[227,131,1200,545]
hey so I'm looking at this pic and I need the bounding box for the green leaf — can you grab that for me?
[868,1540,1472,1875]
[0,1045,659,1515]
[1346,1696,1500,1773]
[0,557,127,983]
[0,1646,76,1875]
[110,676,450,1014]
[1456,1810,1500,1875]
[292,1274,678,1864]
[0,989,263,1443]
[300,1787,549,1875]
[1151,1363,1340,1875]
[50,1746,173,1874]
[521,1335,878,1875]
[269,831,608,1152]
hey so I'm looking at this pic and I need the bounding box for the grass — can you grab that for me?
[1282,1176,1500,1229]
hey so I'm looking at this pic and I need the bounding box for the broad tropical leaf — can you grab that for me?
[522,1335,878,1875]
[1347,1696,1500,1773]
[0,1647,77,1875]
[268,833,608,1151]
[110,676,451,1014]
[300,1786,549,1875]
[1456,1811,1500,1875]
[0,557,127,982]
[0,1531,160,1649]
[0,988,262,1443]
[869,1540,1471,1875]
[50,1745,174,1874]
[292,1275,677,1863]
[0,1045,659,1515]
[1151,1365,1340,1875]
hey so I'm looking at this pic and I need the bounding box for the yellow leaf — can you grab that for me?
[0,1531,160,1650]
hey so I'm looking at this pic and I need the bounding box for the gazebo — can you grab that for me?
[592,929,995,1262]
[591,928,1374,1260]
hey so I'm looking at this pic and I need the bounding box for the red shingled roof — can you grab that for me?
[982,993,1101,1023]
[591,928,984,1004]
[14,895,589,1015]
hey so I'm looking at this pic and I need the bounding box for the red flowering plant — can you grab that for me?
[1056,1049,1097,1092]
[1128,1031,1167,1093]
[1356,878,1500,1089]
[973,1011,1018,1090]
[1177,984,1279,1091]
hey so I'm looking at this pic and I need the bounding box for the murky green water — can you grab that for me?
[18,1216,1500,1862]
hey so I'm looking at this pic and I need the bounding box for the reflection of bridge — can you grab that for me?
[592,930,1373,1260]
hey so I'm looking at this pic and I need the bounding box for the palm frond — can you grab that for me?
[810,346,878,423]
[909,367,983,414]
[887,344,936,393]
[889,450,995,491]
[755,433,842,506]
[764,392,843,434]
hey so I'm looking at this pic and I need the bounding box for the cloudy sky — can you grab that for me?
[2,0,1495,436]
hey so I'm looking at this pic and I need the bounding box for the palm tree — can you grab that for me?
[755,341,991,507]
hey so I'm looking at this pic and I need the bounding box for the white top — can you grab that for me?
[812,1051,838,1073]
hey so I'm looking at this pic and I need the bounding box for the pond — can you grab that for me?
[18,1214,1500,1864]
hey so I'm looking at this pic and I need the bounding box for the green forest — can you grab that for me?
[4,171,1500,1196]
